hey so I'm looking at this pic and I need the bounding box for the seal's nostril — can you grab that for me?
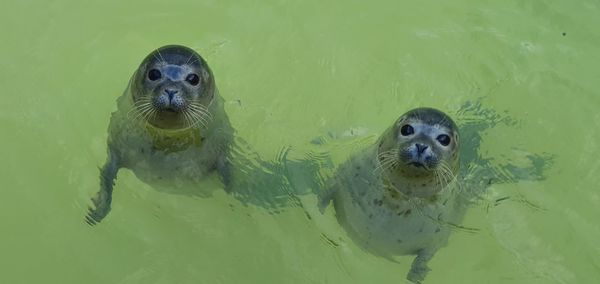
[164,89,179,100]
[415,143,428,154]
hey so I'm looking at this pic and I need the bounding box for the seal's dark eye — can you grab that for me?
[148,69,162,81]
[400,124,414,136]
[437,134,451,146]
[186,73,200,86]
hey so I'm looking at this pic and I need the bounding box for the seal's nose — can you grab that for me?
[164,89,179,101]
[415,143,428,154]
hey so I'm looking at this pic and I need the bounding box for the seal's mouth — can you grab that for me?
[408,161,426,168]
[406,161,435,171]
[163,107,179,113]
[144,106,187,130]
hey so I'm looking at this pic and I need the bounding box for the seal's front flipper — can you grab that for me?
[216,154,232,189]
[86,150,120,225]
[317,188,335,214]
[406,249,435,284]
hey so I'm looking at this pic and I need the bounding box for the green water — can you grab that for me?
[1,0,599,283]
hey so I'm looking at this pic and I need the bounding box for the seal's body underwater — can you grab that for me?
[320,108,464,283]
[86,45,232,224]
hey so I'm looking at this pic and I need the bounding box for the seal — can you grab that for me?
[320,108,463,283]
[86,45,233,225]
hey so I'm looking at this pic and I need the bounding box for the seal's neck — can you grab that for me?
[144,123,204,153]
[373,148,452,200]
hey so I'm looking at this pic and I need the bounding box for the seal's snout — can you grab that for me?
[410,142,432,159]
[155,88,185,113]
[164,88,179,100]
[415,143,428,155]
[403,142,436,170]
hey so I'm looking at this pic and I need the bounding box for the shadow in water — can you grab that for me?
[454,99,555,208]
[105,99,555,217]
[226,98,555,213]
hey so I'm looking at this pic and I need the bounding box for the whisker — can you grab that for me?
[127,98,153,121]
[438,161,456,191]
[184,108,208,129]
[181,110,191,129]
[188,104,213,120]
[129,107,147,124]
[138,106,155,124]
[188,57,199,66]
[127,102,147,118]
[186,104,212,127]
[180,108,192,128]
[384,159,398,173]
[185,53,195,65]
[141,107,153,123]
[157,49,166,64]
[434,169,441,186]
[374,155,398,174]
[133,104,154,121]
[439,169,447,189]
[437,163,450,189]
[377,157,395,170]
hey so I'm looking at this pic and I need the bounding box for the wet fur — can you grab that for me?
[320,108,464,283]
[86,46,232,225]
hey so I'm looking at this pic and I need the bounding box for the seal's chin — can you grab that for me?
[146,109,188,130]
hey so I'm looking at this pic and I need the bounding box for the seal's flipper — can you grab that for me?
[406,249,435,284]
[86,149,120,225]
[216,154,232,189]
[317,187,335,214]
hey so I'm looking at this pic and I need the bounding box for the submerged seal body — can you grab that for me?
[86,45,232,224]
[320,108,464,283]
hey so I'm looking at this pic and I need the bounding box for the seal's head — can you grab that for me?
[378,108,459,197]
[130,45,215,130]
